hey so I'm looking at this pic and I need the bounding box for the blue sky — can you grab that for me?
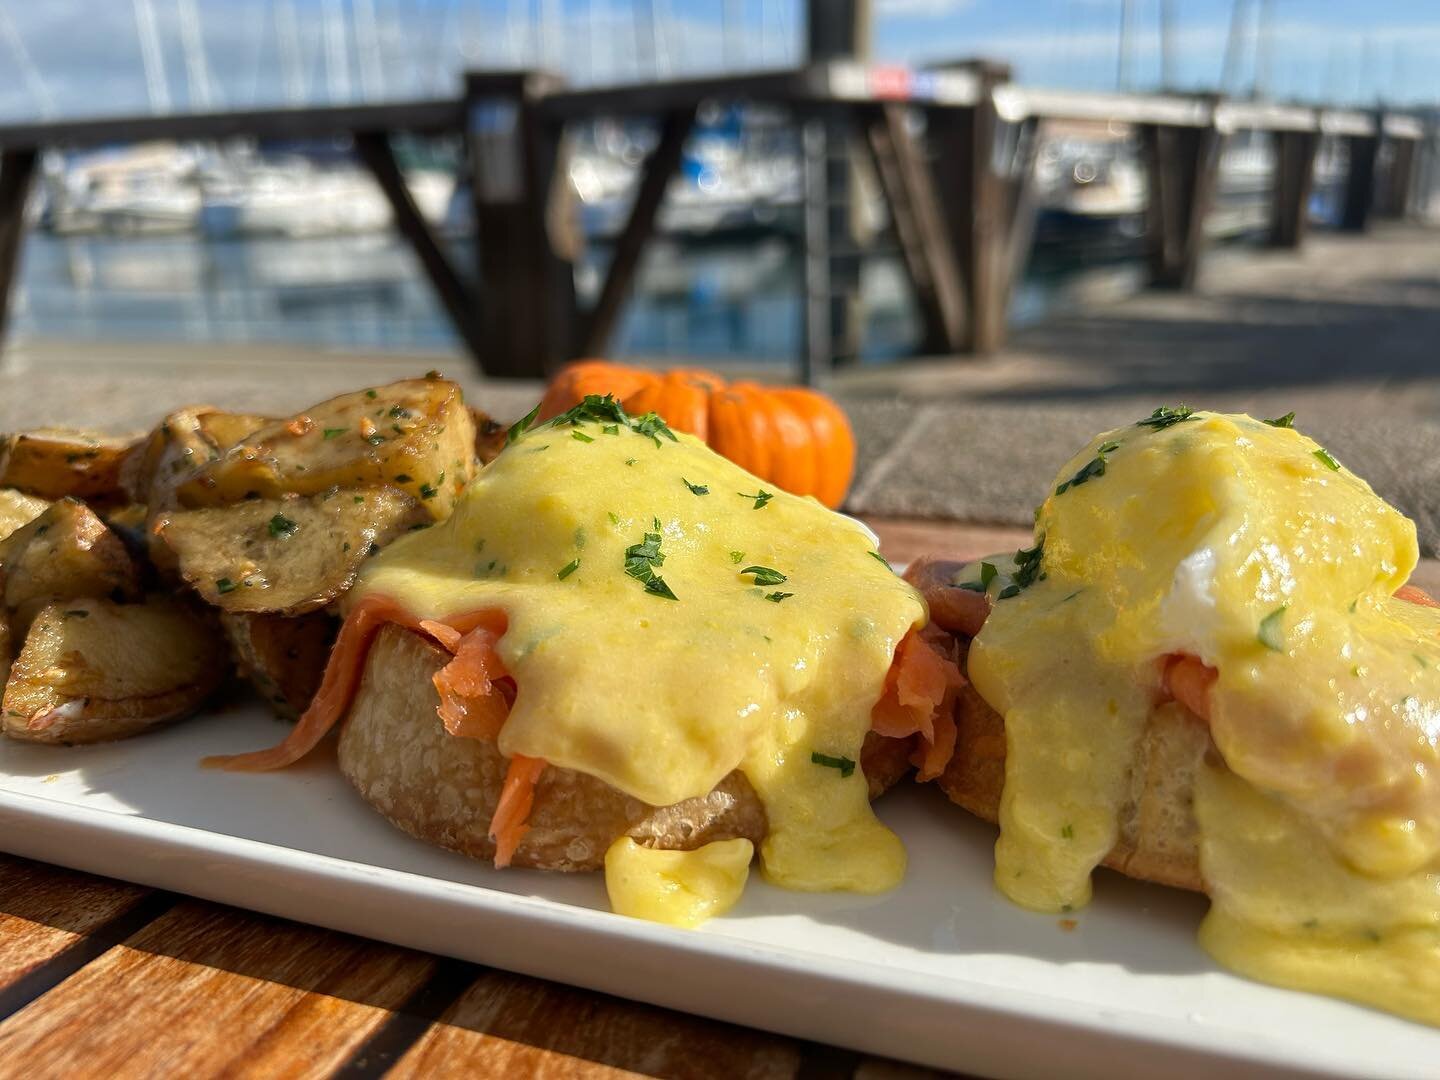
[0,1,1434,121]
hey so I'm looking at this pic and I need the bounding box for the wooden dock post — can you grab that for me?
[1140,101,1222,288]
[928,60,1038,354]
[0,149,37,351]
[466,71,578,378]
[862,102,966,355]
[1375,135,1418,219]
[1339,125,1380,232]
[1268,129,1319,248]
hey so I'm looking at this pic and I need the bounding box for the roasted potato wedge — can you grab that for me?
[220,610,336,718]
[0,429,135,502]
[0,488,50,542]
[175,378,477,519]
[121,406,266,509]
[153,484,426,614]
[3,597,226,744]
[0,498,141,630]
[471,406,508,465]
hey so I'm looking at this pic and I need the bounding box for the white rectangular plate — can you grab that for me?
[1,699,1437,1080]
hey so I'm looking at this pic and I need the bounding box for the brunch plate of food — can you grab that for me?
[0,378,1436,1079]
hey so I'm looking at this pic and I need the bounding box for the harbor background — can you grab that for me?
[2,0,1437,368]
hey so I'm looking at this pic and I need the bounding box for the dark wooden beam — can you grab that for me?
[1339,132,1380,232]
[0,149,37,350]
[353,131,486,370]
[468,72,579,379]
[1376,136,1418,219]
[1140,116,1222,289]
[578,108,694,357]
[1268,129,1319,248]
[862,102,964,354]
[0,100,464,152]
[929,61,1035,354]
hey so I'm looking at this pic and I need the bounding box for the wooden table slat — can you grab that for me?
[0,900,435,1078]
[389,969,804,1080]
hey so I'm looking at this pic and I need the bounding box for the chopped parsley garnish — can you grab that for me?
[267,514,298,538]
[1011,536,1045,590]
[353,495,364,504]
[1055,440,1120,495]
[557,558,580,580]
[631,411,678,447]
[738,489,773,510]
[506,402,541,445]
[868,551,892,571]
[625,458,637,466]
[365,389,378,399]
[1314,447,1341,471]
[764,591,793,603]
[1264,412,1296,428]
[572,430,594,443]
[388,405,411,419]
[322,427,347,440]
[1061,824,1075,840]
[216,577,237,594]
[1135,405,1196,430]
[811,751,855,778]
[979,561,998,589]
[393,474,412,483]
[624,530,677,601]
[741,565,788,587]
[607,512,620,525]
[730,550,745,564]
[551,394,629,428]
[1258,605,1288,652]
[682,478,709,496]
[603,424,619,435]
[419,481,439,499]
[366,433,386,445]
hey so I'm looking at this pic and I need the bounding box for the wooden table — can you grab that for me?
[0,517,983,1079]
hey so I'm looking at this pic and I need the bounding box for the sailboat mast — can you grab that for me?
[176,0,217,110]
[275,0,306,105]
[0,7,57,117]
[131,0,173,113]
[1117,0,1132,91]
[322,0,352,103]
[1159,0,1176,91]
[1219,0,1251,95]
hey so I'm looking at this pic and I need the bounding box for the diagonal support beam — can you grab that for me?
[579,108,694,358]
[353,130,487,368]
[862,102,966,355]
[0,148,37,352]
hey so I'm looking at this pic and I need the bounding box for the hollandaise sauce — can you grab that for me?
[352,400,924,922]
[966,409,1440,1025]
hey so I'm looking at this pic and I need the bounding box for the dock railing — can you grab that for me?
[0,63,1430,382]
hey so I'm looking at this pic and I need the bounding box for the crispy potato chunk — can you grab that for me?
[121,406,266,510]
[176,378,477,519]
[339,625,768,871]
[0,488,50,542]
[0,429,135,502]
[0,498,141,630]
[220,610,336,719]
[3,597,226,744]
[471,406,508,465]
[153,485,425,614]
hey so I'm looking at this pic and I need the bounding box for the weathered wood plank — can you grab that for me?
[0,855,153,992]
[0,148,37,349]
[388,968,802,1079]
[0,900,434,1077]
[353,131,486,369]
[579,108,695,358]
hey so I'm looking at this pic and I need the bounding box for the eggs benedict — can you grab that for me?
[210,395,958,927]
[910,407,1440,1026]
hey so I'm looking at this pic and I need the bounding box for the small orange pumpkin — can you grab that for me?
[536,361,856,508]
